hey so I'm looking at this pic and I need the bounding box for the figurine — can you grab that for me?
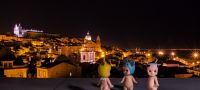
[147,62,159,90]
[97,59,114,90]
[121,59,138,90]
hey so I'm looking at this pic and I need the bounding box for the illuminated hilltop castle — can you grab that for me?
[14,24,43,37]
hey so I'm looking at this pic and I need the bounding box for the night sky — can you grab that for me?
[0,0,200,49]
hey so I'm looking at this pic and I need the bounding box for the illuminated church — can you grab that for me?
[14,24,43,37]
[80,32,103,64]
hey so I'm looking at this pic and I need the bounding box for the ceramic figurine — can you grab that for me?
[121,60,138,90]
[97,59,114,90]
[147,62,159,90]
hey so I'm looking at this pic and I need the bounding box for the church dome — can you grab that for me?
[85,32,91,40]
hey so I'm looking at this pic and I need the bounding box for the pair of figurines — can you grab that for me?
[121,59,160,90]
[97,58,159,90]
[97,58,137,90]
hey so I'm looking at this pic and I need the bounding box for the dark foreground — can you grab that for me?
[0,78,200,90]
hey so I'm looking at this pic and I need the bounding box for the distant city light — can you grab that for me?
[101,52,105,58]
[146,53,151,57]
[158,51,164,55]
[101,54,105,58]
[171,52,175,56]
[193,52,198,58]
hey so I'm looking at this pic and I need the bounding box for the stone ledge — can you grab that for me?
[0,78,199,90]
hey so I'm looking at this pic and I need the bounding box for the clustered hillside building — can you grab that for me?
[0,57,28,78]
[0,35,22,41]
[37,62,81,78]
[0,24,105,78]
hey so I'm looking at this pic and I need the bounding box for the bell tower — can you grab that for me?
[95,35,101,52]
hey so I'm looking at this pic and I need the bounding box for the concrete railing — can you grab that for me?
[1,78,200,90]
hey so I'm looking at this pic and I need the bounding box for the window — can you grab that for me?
[83,55,86,60]
[4,64,8,68]
[9,63,12,68]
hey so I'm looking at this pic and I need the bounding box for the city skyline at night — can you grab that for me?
[1,1,200,89]
[0,0,200,49]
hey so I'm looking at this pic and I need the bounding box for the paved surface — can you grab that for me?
[0,78,200,90]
